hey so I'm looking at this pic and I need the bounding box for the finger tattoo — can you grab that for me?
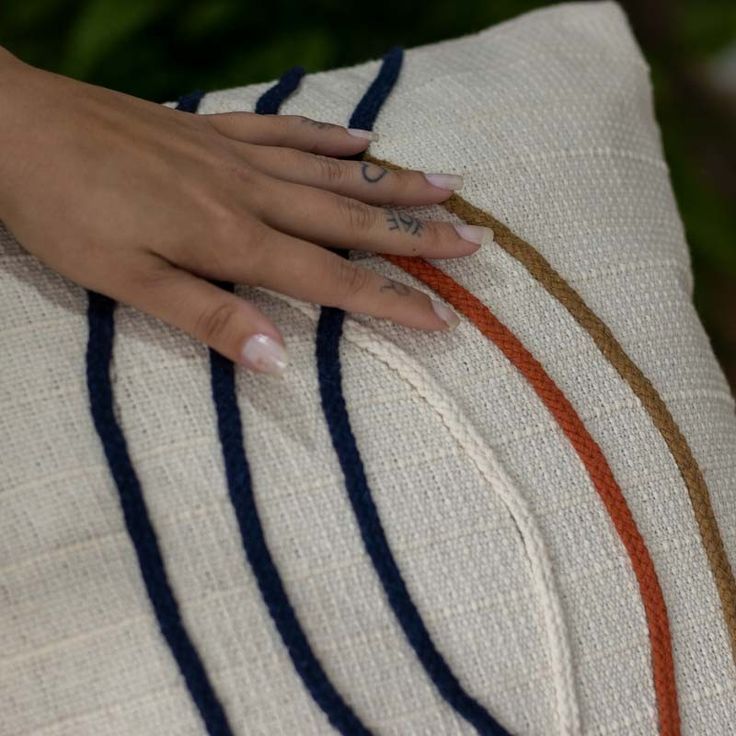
[360,162,388,183]
[300,117,332,130]
[385,208,423,236]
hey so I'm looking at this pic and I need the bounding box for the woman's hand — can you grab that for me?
[0,49,489,375]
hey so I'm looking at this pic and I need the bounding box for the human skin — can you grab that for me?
[0,46,490,375]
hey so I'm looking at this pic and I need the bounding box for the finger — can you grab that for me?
[123,259,289,376]
[180,224,460,332]
[206,112,377,156]
[255,179,491,258]
[239,145,463,206]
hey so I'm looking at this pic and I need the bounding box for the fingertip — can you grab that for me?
[421,187,455,205]
[239,331,289,376]
[346,128,380,142]
[430,298,461,330]
[454,224,493,246]
[423,173,463,191]
[391,294,462,332]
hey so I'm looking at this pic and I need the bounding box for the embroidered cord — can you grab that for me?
[208,68,372,735]
[277,291,581,735]
[315,48,510,735]
[84,87,233,736]
[338,327,581,736]
[176,90,206,113]
[382,254,681,736]
[255,66,305,114]
[369,152,736,676]
[345,46,402,153]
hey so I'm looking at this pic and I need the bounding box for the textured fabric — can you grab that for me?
[2,2,736,735]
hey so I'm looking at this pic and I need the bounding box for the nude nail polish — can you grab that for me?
[347,128,380,141]
[240,334,288,375]
[431,299,461,330]
[424,173,464,191]
[454,224,494,245]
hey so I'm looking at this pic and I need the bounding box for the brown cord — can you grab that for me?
[367,153,736,672]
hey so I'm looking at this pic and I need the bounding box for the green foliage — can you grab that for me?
[61,0,173,78]
[680,0,736,58]
[0,0,553,102]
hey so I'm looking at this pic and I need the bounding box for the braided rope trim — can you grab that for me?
[318,46,510,736]
[208,302,372,736]
[276,292,581,735]
[318,307,509,735]
[83,90,234,736]
[369,153,736,676]
[381,254,681,736]
[206,69,373,735]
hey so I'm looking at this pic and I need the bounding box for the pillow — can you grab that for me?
[2,2,735,734]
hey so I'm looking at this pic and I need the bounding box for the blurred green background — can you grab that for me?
[2,0,735,387]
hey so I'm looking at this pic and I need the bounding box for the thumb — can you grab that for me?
[125,262,288,376]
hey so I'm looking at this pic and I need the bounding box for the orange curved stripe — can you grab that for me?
[383,254,681,736]
[369,152,736,678]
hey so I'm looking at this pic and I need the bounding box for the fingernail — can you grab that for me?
[424,172,464,191]
[431,299,461,330]
[454,224,494,245]
[240,334,288,375]
[347,128,379,141]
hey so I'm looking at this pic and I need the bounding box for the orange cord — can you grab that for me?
[384,254,681,736]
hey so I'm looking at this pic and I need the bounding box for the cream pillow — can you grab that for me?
[2,2,735,734]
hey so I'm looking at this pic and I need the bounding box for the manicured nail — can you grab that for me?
[240,334,288,375]
[424,173,464,191]
[431,299,461,330]
[454,224,494,245]
[347,128,379,141]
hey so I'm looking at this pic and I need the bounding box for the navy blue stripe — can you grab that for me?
[316,48,511,736]
[255,66,305,114]
[176,89,206,113]
[207,67,373,736]
[85,90,232,735]
[347,46,403,140]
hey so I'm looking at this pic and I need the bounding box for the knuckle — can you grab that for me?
[291,114,334,130]
[286,115,318,141]
[204,206,267,278]
[210,212,269,285]
[269,115,299,145]
[124,255,175,294]
[235,169,273,216]
[287,115,340,152]
[315,155,346,185]
[337,259,371,298]
[139,263,172,290]
[195,300,239,344]
[339,197,376,233]
[226,161,259,187]
[208,202,242,244]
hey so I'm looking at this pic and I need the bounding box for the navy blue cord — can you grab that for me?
[85,89,233,736]
[208,67,372,736]
[176,89,206,113]
[316,48,511,735]
[255,66,305,114]
[346,46,402,147]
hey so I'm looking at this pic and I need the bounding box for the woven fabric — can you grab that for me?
[2,2,735,734]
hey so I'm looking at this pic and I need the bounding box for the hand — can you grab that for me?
[0,50,489,375]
